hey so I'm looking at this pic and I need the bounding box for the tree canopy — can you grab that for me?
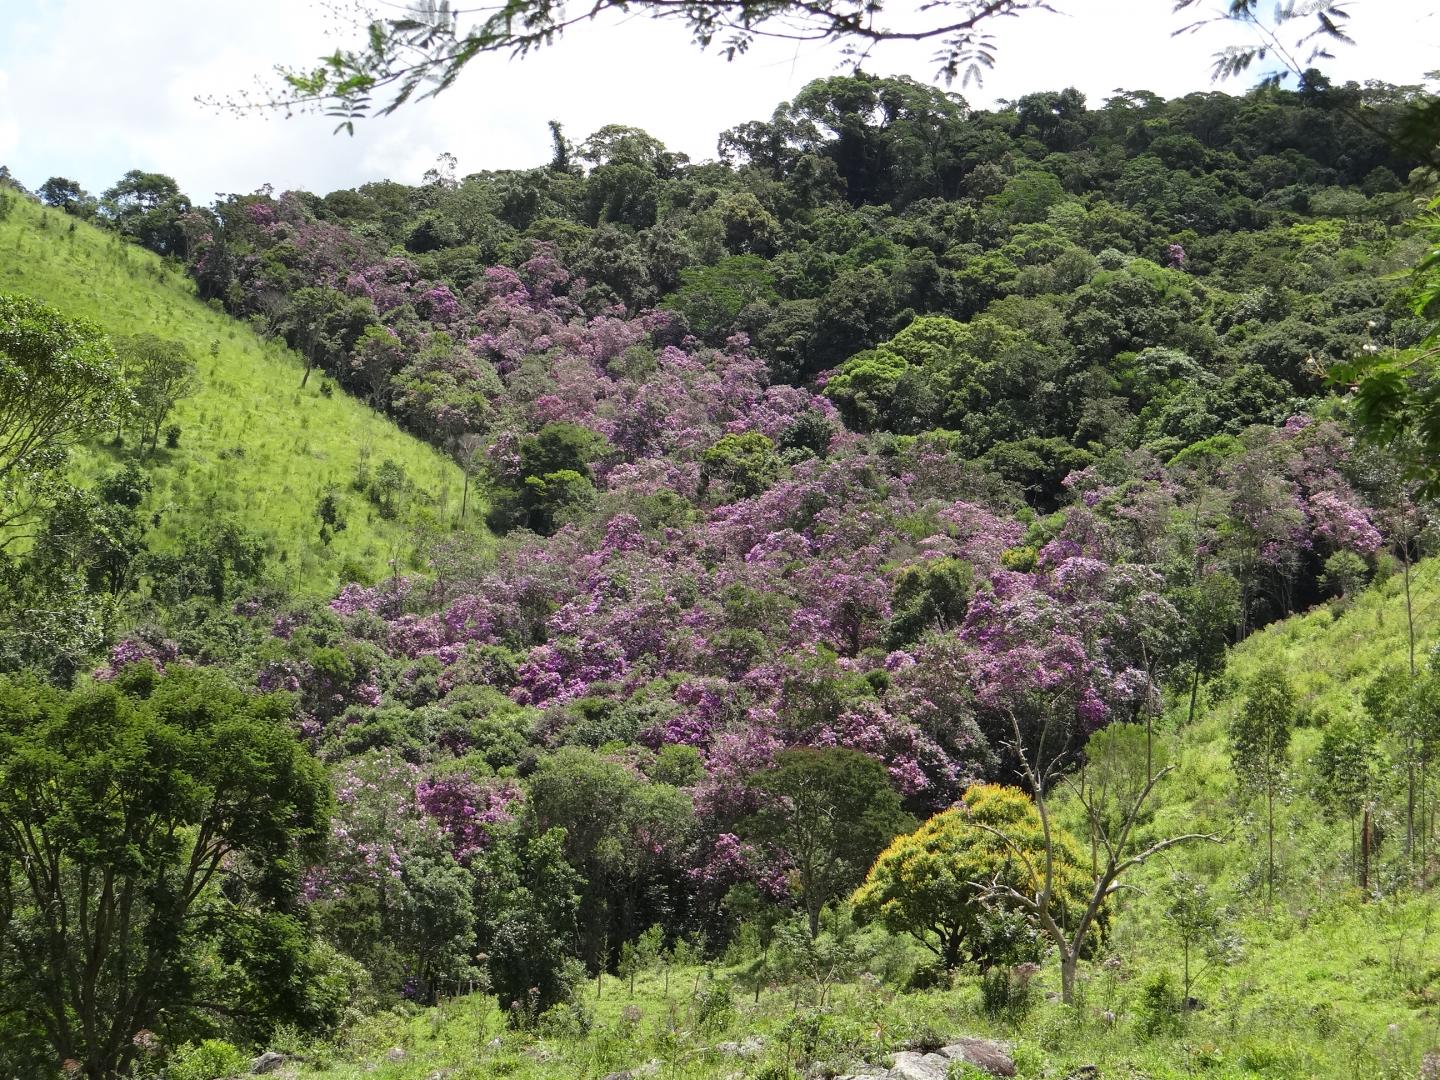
[0,665,330,1077]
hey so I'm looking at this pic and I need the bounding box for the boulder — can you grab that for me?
[251,1053,285,1075]
[715,1036,765,1059]
[385,1048,406,1063]
[890,1051,952,1080]
[939,1038,1016,1077]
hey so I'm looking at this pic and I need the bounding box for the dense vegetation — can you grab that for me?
[5,68,1440,1078]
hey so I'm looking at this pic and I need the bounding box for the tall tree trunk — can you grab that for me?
[1350,816,1357,889]
[1059,950,1077,1005]
[1266,787,1276,907]
[1408,750,1416,868]
[1405,548,1417,677]
[1361,805,1372,895]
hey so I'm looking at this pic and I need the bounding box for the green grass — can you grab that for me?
[254,917,1440,1080]
[0,196,481,592]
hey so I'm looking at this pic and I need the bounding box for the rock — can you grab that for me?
[599,1072,633,1080]
[715,1036,765,1059]
[939,1038,1016,1078]
[385,1048,406,1063]
[485,1038,502,1049]
[890,1050,953,1080]
[1064,1067,1099,1080]
[251,1053,286,1075]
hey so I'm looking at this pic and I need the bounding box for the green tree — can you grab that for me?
[701,432,782,501]
[743,747,912,938]
[852,783,1092,971]
[479,828,584,1016]
[525,747,694,969]
[662,256,778,343]
[0,467,152,682]
[1230,664,1296,905]
[1161,872,1235,1002]
[369,458,409,519]
[1320,550,1369,601]
[1168,572,1241,727]
[886,558,974,648]
[281,286,378,389]
[0,666,330,1078]
[394,850,480,1001]
[99,170,192,256]
[117,335,199,453]
[1313,714,1381,889]
[488,423,610,535]
[38,177,92,216]
[141,518,267,606]
[0,292,124,530]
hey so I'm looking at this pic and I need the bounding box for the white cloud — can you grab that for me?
[1,0,1435,200]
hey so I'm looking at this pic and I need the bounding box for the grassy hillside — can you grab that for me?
[0,196,479,592]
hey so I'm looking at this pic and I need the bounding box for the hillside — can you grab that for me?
[6,70,1440,1080]
[0,195,478,592]
[217,569,1440,1080]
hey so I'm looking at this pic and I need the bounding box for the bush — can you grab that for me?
[537,998,594,1039]
[694,977,735,1032]
[165,423,182,448]
[980,962,1038,1021]
[1136,970,1183,1037]
[168,1039,249,1080]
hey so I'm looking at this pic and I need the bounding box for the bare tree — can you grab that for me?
[969,709,1219,1003]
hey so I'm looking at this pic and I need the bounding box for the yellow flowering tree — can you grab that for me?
[852,783,1096,972]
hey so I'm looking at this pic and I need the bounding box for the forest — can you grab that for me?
[5,42,1440,1080]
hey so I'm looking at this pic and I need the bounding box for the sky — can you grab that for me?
[0,0,1436,202]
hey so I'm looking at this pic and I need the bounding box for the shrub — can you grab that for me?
[167,1039,249,1080]
[694,977,735,1032]
[165,423,182,448]
[1136,970,1182,1037]
[537,998,594,1039]
[980,962,1039,1021]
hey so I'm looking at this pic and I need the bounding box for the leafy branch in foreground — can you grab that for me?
[209,0,1053,132]
[1171,0,1356,86]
